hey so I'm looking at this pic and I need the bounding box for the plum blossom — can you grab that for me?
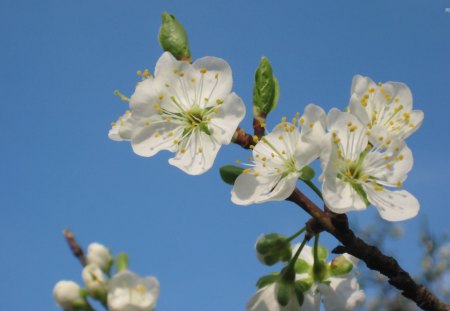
[110,52,246,175]
[321,109,419,221]
[348,75,423,147]
[231,104,325,205]
[107,270,160,311]
[86,242,113,273]
[53,280,88,311]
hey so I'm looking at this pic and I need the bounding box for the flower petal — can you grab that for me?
[209,92,246,144]
[168,131,220,175]
[131,119,181,157]
[318,276,365,311]
[322,177,367,214]
[365,187,419,221]
[231,173,298,205]
[246,283,302,311]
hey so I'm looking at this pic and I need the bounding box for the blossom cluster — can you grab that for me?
[231,75,423,222]
[53,242,159,311]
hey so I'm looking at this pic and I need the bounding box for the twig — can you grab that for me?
[63,229,86,266]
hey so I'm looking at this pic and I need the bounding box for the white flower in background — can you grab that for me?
[123,51,245,175]
[294,245,364,311]
[107,270,160,311]
[86,242,113,273]
[231,105,325,205]
[247,245,364,311]
[348,75,423,147]
[108,110,136,142]
[53,280,87,310]
[321,109,419,221]
[246,282,319,311]
[82,264,107,298]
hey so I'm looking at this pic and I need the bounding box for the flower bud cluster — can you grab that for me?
[53,241,160,311]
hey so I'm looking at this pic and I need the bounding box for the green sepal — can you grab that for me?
[253,56,279,115]
[294,258,311,274]
[317,245,329,261]
[280,248,292,262]
[293,282,305,306]
[299,166,315,181]
[276,282,291,307]
[295,278,313,293]
[263,254,279,266]
[159,12,191,61]
[256,273,280,289]
[312,260,328,283]
[115,252,129,273]
[330,255,354,276]
[351,183,370,206]
[199,123,211,135]
[219,165,244,185]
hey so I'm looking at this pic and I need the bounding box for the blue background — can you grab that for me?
[1,0,449,310]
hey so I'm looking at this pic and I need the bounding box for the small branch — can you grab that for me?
[232,127,254,149]
[63,229,86,266]
[286,188,449,311]
[253,112,266,138]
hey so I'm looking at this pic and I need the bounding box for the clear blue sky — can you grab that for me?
[1,0,449,310]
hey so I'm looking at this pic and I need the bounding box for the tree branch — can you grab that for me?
[287,188,449,311]
[63,229,86,267]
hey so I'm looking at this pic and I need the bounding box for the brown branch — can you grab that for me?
[63,229,86,266]
[232,127,254,149]
[287,188,449,311]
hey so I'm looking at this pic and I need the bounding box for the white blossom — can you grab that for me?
[107,270,160,311]
[232,105,324,205]
[53,280,87,310]
[348,75,423,147]
[86,242,113,272]
[82,264,107,298]
[118,52,245,175]
[321,109,419,221]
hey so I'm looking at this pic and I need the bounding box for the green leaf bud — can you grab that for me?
[159,12,191,61]
[253,56,279,116]
[293,282,305,306]
[294,258,311,274]
[317,245,329,261]
[219,165,244,185]
[330,255,354,276]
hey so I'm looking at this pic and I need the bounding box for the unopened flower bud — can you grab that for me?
[82,264,107,301]
[255,233,291,266]
[159,12,191,61]
[53,280,87,310]
[86,242,113,273]
[330,255,354,276]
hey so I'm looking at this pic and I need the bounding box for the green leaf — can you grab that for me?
[219,165,244,185]
[159,12,191,61]
[256,273,280,289]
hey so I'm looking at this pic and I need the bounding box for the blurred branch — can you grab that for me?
[63,229,86,266]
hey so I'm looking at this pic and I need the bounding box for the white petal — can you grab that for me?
[300,104,327,142]
[192,56,233,102]
[231,173,298,205]
[246,284,300,311]
[350,75,377,96]
[130,78,164,118]
[323,177,367,214]
[402,109,424,139]
[154,51,179,77]
[109,112,136,142]
[131,119,181,157]
[209,92,246,144]
[363,141,413,186]
[168,131,220,175]
[326,109,368,161]
[319,276,365,311]
[365,187,419,221]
